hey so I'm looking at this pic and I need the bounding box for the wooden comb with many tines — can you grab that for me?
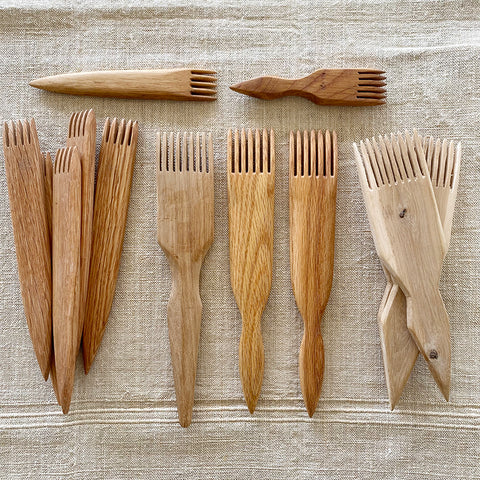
[156,132,214,428]
[289,130,337,417]
[227,128,275,413]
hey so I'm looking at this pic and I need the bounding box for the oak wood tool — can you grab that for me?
[52,147,82,413]
[156,132,214,428]
[375,135,461,408]
[43,151,61,405]
[227,128,275,413]
[2,119,52,380]
[30,69,217,101]
[66,110,96,333]
[354,132,451,400]
[289,130,337,416]
[82,118,139,373]
[231,69,386,106]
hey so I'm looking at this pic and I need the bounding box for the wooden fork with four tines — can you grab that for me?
[156,132,214,427]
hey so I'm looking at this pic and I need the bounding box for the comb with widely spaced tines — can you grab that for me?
[156,132,214,428]
[2,119,52,380]
[82,118,139,374]
[52,146,82,414]
[30,69,217,101]
[231,68,386,106]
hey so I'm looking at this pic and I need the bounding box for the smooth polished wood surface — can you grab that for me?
[289,130,337,417]
[82,118,138,373]
[30,69,217,101]
[228,129,275,414]
[156,132,214,428]
[231,69,386,106]
[3,119,52,380]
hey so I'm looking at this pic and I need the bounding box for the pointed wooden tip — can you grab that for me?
[178,412,192,428]
[245,394,258,414]
[230,83,243,93]
[29,78,46,90]
[305,399,317,418]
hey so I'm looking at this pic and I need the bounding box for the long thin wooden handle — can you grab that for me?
[299,321,324,417]
[239,312,264,414]
[407,288,450,401]
[166,258,203,428]
[30,70,193,100]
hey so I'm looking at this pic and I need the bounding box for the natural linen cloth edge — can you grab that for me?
[0,1,479,479]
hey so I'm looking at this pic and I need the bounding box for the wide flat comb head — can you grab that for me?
[3,119,39,149]
[290,130,337,178]
[190,70,217,100]
[356,69,387,105]
[157,131,213,173]
[227,128,274,174]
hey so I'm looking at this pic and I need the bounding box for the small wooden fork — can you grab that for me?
[83,118,139,373]
[157,132,214,428]
[52,147,82,414]
[231,69,386,106]
[228,128,275,413]
[67,110,96,332]
[290,130,337,417]
[2,119,52,380]
[30,69,217,101]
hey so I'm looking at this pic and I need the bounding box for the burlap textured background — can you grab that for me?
[0,1,478,478]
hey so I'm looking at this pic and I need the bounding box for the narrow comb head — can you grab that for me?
[68,109,94,138]
[227,128,274,174]
[424,136,460,189]
[356,70,386,104]
[102,117,138,147]
[3,119,37,148]
[54,147,71,174]
[190,70,217,100]
[157,131,213,173]
[290,130,337,178]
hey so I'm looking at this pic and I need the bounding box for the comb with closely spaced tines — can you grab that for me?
[30,69,217,101]
[289,130,337,417]
[227,128,275,414]
[231,69,386,106]
[156,132,214,428]
[354,132,451,401]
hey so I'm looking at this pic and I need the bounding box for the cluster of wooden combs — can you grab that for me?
[2,111,138,413]
[156,129,337,426]
[354,131,461,409]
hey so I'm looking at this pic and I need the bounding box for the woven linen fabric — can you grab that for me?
[0,1,479,478]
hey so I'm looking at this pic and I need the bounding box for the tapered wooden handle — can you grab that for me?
[239,313,264,414]
[299,322,324,417]
[30,69,204,100]
[407,288,450,401]
[166,258,203,428]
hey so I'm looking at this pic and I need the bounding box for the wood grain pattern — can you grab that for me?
[30,69,217,101]
[82,118,138,373]
[289,130,337,417]
[377,136,461,408]
[156,132,214,428]
[355,132,451,400]
[231,69,386,106]
[228,129,275,413]
[43,151,61,405]
[53,147,82,413]
[3,120,52,380]
[67,110,96,343]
